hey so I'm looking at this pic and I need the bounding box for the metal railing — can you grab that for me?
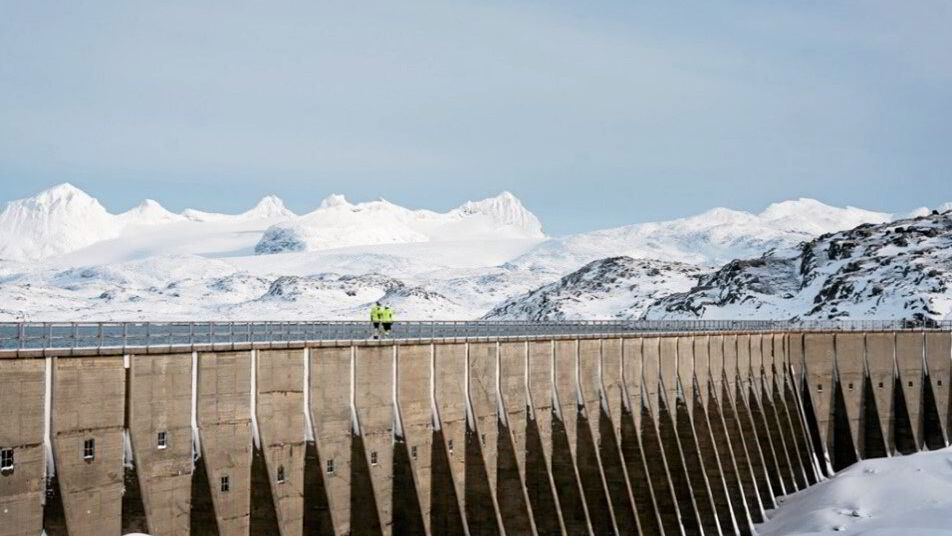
[0,319,949,353]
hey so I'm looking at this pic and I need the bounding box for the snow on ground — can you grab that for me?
[759,447,952,535]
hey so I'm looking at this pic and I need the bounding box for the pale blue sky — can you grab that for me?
[1,1,950,235]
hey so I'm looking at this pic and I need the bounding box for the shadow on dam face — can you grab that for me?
[6,331,950,536]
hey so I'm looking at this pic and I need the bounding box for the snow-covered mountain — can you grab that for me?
[484,256,704,320]
[646,209,952,323]
[0,183,297,262]
[1,183,947,321]
[507,199,891,275]
[254,191,544,254]
[0,184,120,261]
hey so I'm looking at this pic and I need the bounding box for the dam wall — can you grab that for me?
[1,330,951,535]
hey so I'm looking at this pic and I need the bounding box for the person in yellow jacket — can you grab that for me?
[370,302,383,339]
[381,305,394,336]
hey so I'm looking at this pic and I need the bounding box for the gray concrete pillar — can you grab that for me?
[620,337,667,536]
[0,358,45,536]
[760,335,799,493]
[925,332,951,446]
[526,341,568,535]
[865,333,896,455]
[785,334,822,483]
[496,341,537,535]
[255,350,306,536]
[803,334,836,471]
[769,335,810,490]
[354,345,394,535]
[394,343,433,534]
[465,342,505,536]
[50,356,125,536]
[196,351,253,536]
[747,334,787,497]
[835,334,865,463]
[308,346,353,535]
[579,339,640,536]
[733,335,776,509]
[433,343,469,534]
[127,354,192,536]
[895,333,924,451]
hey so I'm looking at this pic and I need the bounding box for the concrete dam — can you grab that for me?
[2,321,952,536]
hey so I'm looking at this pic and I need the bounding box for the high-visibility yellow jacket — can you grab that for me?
[381,307,394,322]
[370,305,383,322]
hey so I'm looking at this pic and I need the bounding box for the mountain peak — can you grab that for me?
[319,194,350,209]
[455,192,544,237]
[243,195,294,219]
[26,183,97,208]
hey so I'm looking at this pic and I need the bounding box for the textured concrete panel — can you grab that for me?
[498,342,528,480]
[601,339,623,436]
[925,332,951,444]
[622,337,643,430]
[710,336,725,403]
[128,354,192,536]
[527,341,554,462]
[197,351,253,536]
[468,343,499,491]
[354,345,394,534]
[694,336,711,410]
[553,340,579,452]
[896,332,924,449]
[309,346,352,535]
[526,340,567,535]
[803,334,835,455]
[465,342,504,536]
[723,335,738,394]
[788,333,806,393]
[643,338,662,427]
[835,334,865,458]
[0,358,45,536]
[434,343,468,529]
[737,335,752,394]
[659,338,680,413]
[865,333,896,452]
[396,344,433,533]
[496,341,535,535]
[256,350,306,536]
[676,337,695,418]
[750,334,764,399]
[51,356,125,536]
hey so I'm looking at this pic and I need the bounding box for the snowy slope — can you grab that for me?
[759,447,952,535]
[0,184,120,261]
[646,210,952,323]
[484,256,704,320]
[254,191,544,253]
[507,199,891,275]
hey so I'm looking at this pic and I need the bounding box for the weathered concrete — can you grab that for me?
[804,334,836,468]
[434,343,469,533]
[0,358,45,536]
[895,333,925,451]
[10,330,950,536]
[395,343,433,534]
[620,337,667,536]
[255,350,306,536]
[308,346,352,535]
[496,341,536,535]
[925,332,951,446]
[835,334,865,462]
[50,356,125,536]
[127,353,192,536]
[354,345,394,534]
[526,341,567,535]
[465,342,504,536]
[196,351,253,536]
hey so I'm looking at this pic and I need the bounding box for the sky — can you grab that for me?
[1,1,950,236]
